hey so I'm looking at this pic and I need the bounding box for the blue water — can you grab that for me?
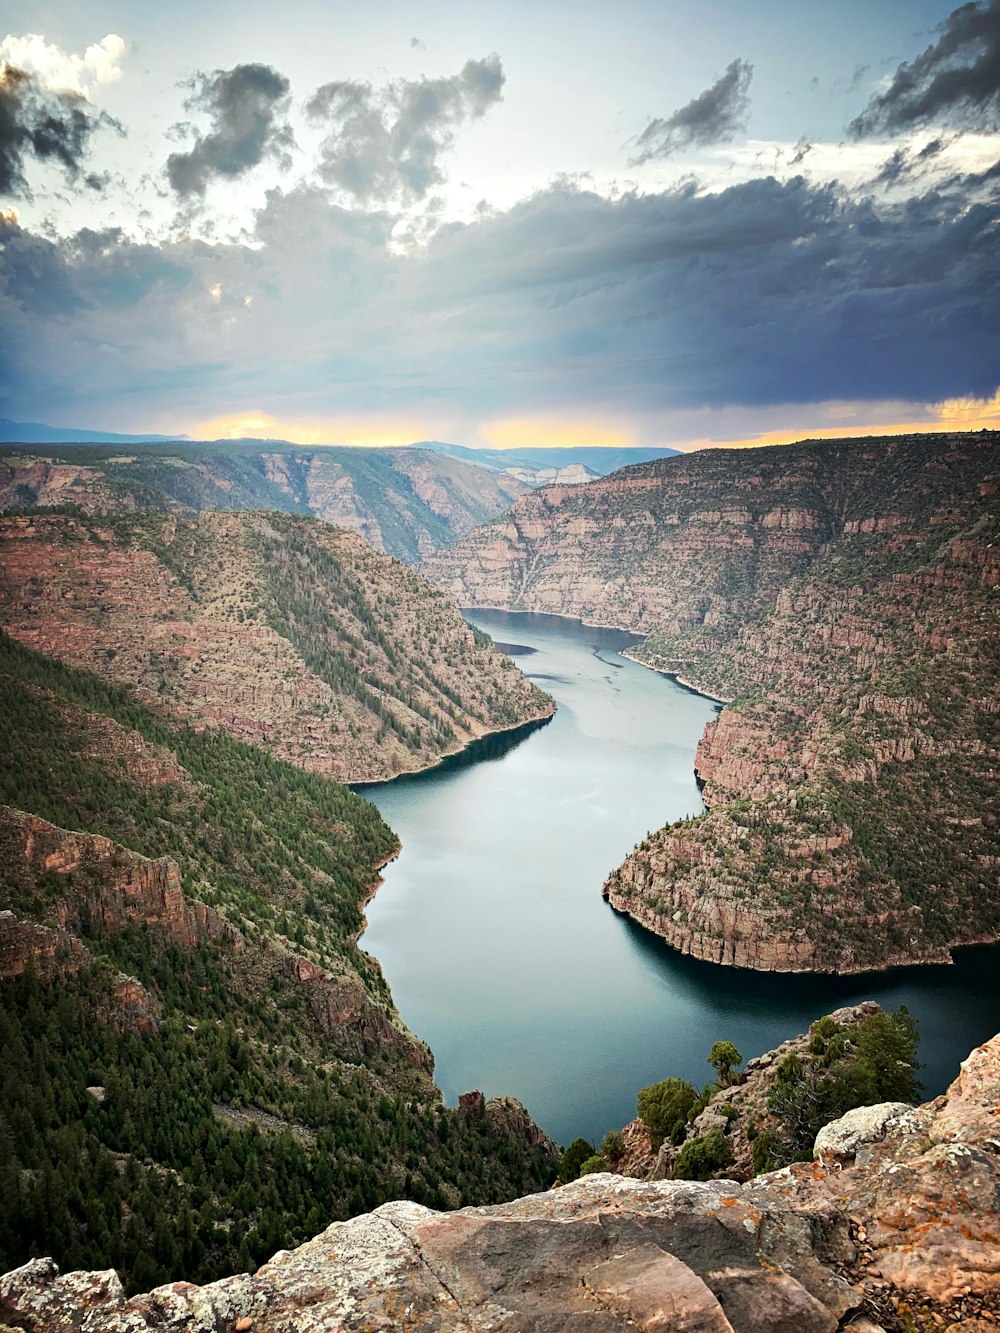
[360,611,1000,1146]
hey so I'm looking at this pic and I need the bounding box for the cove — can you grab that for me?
[360,610,1000,1147]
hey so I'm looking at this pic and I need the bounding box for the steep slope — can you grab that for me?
[6,1031,999,1331]
[0,633,558,1293]
[424,433,1000,971]
[0,442,530,564]
[0,510,554,782]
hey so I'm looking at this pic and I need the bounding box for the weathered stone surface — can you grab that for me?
[4,1033,999,1331]
[813,1103,914,1165]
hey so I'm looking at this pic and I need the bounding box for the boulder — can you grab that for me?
[813,1101,914,1164]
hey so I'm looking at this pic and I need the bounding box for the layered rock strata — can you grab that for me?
[4,1032,998,1332]
[425,433,1000,971]
[0,510,554,782]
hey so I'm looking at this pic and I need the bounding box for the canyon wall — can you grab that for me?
[0,444,530,565]
[425,433,1000,972]
[0,509,554,782]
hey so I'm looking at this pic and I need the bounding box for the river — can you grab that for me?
[360,610,1000,1147]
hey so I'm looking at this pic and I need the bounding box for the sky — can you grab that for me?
[1,0,999,450]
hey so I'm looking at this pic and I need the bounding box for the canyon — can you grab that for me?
[0,627,558,1291]
[424,432,1000,972]
[0,509,553,782]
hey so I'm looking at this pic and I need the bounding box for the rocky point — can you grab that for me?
[3,1030,997,1332]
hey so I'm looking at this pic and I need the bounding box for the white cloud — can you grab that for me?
[0,32,126,98]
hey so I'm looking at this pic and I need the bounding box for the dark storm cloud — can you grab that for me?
[306,55,504,202]
[2,159,998,421]
[631,58,752,163]
[873,136,948,186]
[0,63,118,197]
[851,0,1000,136]
[166,63,293,197]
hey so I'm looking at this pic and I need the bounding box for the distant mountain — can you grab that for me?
[0,440,531,564]
[0,418,188,444]
[415,441,680,484]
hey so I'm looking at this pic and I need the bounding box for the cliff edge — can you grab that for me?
[3,1031,998,1331]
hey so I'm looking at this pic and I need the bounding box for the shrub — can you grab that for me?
[578,1155,608,1177]
[672,1130,735,1181]
[637,1078,698,1153]
[557,1138,596,1184]
[599,1130,625,1160]
[707,1041,743,1085]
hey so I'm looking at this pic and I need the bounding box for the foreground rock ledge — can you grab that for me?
[3,1035,999,1332]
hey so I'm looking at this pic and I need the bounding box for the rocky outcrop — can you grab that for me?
[0,909,90,983]
[457,1090,559,1155]
[4,1031,998,1332]
[0,911,160,1033]
[0,510,554,782]
[610,1003,886,1183]
[0,457,119,511]
[283,951,431,1070]
[0,805,242,953]
[0,804,431,1070]
[425,433,999,972]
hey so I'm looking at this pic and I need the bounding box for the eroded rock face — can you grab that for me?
[5,1033,997,1332]
[0,805,430,1067]
[0,805,240,955]
[423,432,999,973]
[0,510,554,782]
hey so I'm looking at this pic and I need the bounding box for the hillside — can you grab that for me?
[0,510,554,783]
[0,632,558,1293]
[424,432,1000,972]
[5,1028,999,1330]
[0,442,530,565]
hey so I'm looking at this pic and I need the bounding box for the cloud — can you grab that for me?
[306,54,504,203]
[851,0,1000,136]
[0,61,121,197]
[0,33,125,97]
[3,149,998,433]
[631,59,753,163]
[166,63,294,197]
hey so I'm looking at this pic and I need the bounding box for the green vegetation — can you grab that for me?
[616,1009,920,1183]
[557,1138,597,1184]
[0,631,556,1292]
[578,1155,608,1176]
[707,1041,743,1085]
[765,1007,920,1164]
[0,961,555,1294]
[636,1077,698,1152]
[0,629,395,979]
[672,1130,734,1181]
[599,1129,625,1159]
